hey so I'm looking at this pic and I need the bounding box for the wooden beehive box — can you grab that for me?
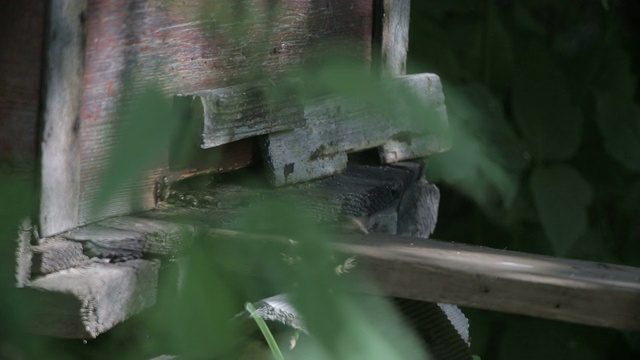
[1,0,451,338]
[2,0,639,344]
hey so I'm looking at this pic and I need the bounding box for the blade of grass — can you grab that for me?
[245,302,286,360]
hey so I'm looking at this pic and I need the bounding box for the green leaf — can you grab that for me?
[512,42,582,161]
[530,165,593,255]
[594,92,640,172]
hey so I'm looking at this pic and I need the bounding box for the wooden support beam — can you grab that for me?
[338,234,640,331]
[181,80,304,149]
[23,259,159,338]
[381,0,411,76]
[263,73,448,185]
[39,0,88,237]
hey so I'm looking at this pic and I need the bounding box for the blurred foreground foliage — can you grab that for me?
[2,0,639,359]
[409,1,640,359]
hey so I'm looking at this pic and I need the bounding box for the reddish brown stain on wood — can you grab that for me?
[76,0,372,225]
[0,1,45,167]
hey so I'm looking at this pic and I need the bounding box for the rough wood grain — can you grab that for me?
[338,234,640,331]
[263,73,449,185]
[168,138,254,179]
[379,73,451,163]
[200,228,640,331]
[182,80,304,148]
[63,225,148,261]
[397,178,440,238]
[77,0,372,228]
[39,0,88,237]
[381,0,411,76]
[97,216,197,255]
[15,218,33,287]
[148,163,418,234]
[24,259,159,338]
[31,237,89,275]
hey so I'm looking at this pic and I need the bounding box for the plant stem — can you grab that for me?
[245,302,286,360]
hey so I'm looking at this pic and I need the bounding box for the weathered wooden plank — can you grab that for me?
[183,80,304,148]
[338,234,640,331]
[379,73,451,163]
[200,228,640,331]
[0,1,45,178]
[168,138,254,180]
[63,226,148,262]
[77,0,373,229]
[397,177,440,238]
[39,0,88,237]
[381,0,411,76]
[148,163,419,234]
[31,237,89,275]
[23,259,159,338]
[263,73,449,185]
[96,216,197,255]
[15,218,33,287]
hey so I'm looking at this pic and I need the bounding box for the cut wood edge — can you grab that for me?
[178,79,305,149]
[31,237,90,275]
[15,218,33,287]
[23,259,159,338]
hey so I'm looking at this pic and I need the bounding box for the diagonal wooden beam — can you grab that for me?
[337,233,640,331]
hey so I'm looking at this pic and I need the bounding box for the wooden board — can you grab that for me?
[31,238,89,275]
[263,73,449,185]
[96,216,197,255]
[147,163,421,233]
[15,218,34,288]
[38,0,87,237]
[381,0,411,76]
[76,0,373,231]
[339,234,640,332]
[23,259,159,338]
[182,80,305,148]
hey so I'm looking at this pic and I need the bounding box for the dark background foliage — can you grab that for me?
[408,0,640,358]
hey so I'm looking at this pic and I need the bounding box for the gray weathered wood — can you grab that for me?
[63,226,148,261]
[263,73,449,185]
[39,0,88,237]
[76,0,372,229]
[15,218,33,287]
[24,259,159,338]
[184,80,304,148]
[382,0,411,76]
[97,217,197,255]
[379,73,451,163]
[338,234,640,331]
[31,237,89,275]
[397,179,440,238]
[202,228,640,331]
[149,163,418,234]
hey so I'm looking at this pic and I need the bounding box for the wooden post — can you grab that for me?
[40,0,88,237]
[381,0,411,77]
